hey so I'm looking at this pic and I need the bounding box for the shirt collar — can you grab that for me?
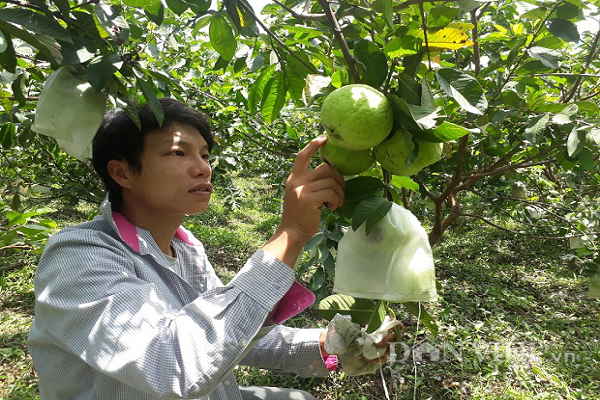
[100,195,201,255]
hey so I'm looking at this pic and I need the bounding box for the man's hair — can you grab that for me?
[92,98,214,210]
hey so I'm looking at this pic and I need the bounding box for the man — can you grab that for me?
[28,98,393,400]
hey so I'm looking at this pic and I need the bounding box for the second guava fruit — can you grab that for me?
[374,129,443,176]
[320,84,393,151]
[320,140,374,176]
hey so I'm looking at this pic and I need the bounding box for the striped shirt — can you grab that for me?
[28,199,330,400]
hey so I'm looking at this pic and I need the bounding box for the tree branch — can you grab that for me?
[236,1,319,75]
[459,213,584,240]
[318,0,360,84]
[561,24,600,102]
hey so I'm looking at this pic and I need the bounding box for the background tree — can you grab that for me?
[0,0,599,295]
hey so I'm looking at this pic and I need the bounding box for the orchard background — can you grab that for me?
[1,0,599,399]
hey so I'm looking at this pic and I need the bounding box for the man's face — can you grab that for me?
[123,122,212,217]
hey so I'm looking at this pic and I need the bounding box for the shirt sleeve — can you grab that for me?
[30,229,296,399]
[240,326,333,377]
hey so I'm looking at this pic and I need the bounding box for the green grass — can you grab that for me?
[1,176,599,399]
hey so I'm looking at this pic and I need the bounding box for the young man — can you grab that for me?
[28,98,392,400]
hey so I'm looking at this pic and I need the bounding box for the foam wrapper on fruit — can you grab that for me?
[32,66,106,162]
[333,202,437,302]
[324,313,398,376]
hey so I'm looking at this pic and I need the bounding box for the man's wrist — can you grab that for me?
[262,227,308,268]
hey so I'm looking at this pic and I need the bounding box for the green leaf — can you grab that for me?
[402,302,439,336]
[0,30,16,73]
[313,294,377,325]
[556,2,582,20]
[344,176,384,202]
[366,300,389,333]
[390,175,419,192]
[354,40,388,88]
[0,8,71,42]
[418,121,470,142]
[165,0,189,15]
[382,0,394,29]
[124,0,161,14]
[137,78,164,126]
[310,267,325,291]
[0,20,60,64]
[547,18,580,43]
[524,113,550,144]
[117,97,142,131]
[224,0,259,37]
[0,29,7,53]
[420,78,435,109]
[145,4,165,26]
[209,14,237,61]
[396,73,421,106]
[95,4,130,44]
[260,71,287,124]
[567,127,586,158]
[528,46,561,69]
[86,54,122,91]
[389,94,439,130]
[352,197,392,235]
[248,64,276,112]
[0,123,16,149]
[436,68,487,115]
[384,36,420,59]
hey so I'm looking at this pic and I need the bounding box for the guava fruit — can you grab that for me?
[373,129,443,176]
[320,141,374,176]
[333,202,437,302]
[320,84,393,151]
[511,182,527,199]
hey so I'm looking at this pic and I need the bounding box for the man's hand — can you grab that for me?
[262,136,345,267]
[281,135,345,242]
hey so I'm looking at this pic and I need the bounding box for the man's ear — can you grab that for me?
[107,159,134,190]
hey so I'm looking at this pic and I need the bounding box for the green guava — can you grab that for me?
[374,129,443,176]
[511,182,527,199]
[320,141,374,176]
[320,84,393,151]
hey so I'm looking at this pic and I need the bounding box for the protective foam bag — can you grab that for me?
[334,203,437,302]
[32,66,106,162]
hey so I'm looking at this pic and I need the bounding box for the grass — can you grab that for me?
[1,175,599,399]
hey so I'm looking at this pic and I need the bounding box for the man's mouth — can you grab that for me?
[189,184,212,194]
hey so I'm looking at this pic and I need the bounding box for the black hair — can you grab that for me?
[92,97,213,210]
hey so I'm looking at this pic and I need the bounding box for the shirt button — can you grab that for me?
[239,338,248,346]
[223,380,231,386]
[308,365,314,370]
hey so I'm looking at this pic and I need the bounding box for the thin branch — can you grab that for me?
[457,159,555,189]
[459,213,583,240]
[578,89,600,101]
[535,73,600,78]
[236,2,319,75]
[470,9,480,76]
[318,0,360,83]
[0,244,32,251]
[418,0,432,69]
[562,24,600,102]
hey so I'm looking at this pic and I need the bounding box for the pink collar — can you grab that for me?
[111,211,199,253]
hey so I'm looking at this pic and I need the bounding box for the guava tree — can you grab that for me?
[0,0,598,297]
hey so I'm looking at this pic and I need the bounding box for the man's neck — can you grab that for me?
[118,203,183,256]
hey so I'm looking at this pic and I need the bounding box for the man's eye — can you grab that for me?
[202,154,210,160]
[171,150,185,156]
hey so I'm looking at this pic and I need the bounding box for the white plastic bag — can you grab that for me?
[334,203,437,302]
[32,66,106,162]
